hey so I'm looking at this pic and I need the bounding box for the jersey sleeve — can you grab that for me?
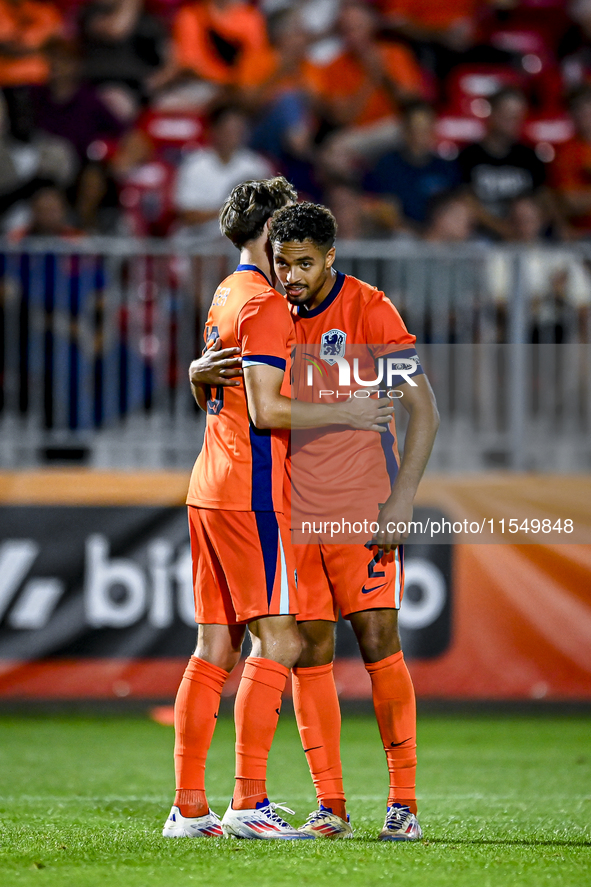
[366,293,424,381]
[237,292,293,371]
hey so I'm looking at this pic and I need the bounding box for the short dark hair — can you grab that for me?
[269,202,337,250]
[219,176,297,248]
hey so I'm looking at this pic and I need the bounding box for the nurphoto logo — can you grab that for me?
[305,352,420,396]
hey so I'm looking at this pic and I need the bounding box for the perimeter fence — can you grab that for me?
[1,238,589,471]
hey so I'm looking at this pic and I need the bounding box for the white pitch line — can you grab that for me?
[2,793,590,804]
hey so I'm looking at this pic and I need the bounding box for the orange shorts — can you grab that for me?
[294,542,404,622]
[188,506,298,625]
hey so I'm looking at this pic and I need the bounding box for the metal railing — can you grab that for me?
[1,237,590,471]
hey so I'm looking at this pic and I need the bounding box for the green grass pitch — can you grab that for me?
[0,710,589,887]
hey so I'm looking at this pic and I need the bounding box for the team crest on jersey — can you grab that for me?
[320,329,346,365]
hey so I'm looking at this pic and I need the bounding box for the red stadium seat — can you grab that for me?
[119,160,176,237]
[524,115,574,144]
[136,109,207,166]
[487,28,564,111]
[523,114,575,162]
[445,63,525,117]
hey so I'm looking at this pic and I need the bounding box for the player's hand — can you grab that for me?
[372,495,414,554]
[189,338,243,387]
[341,396,394,432]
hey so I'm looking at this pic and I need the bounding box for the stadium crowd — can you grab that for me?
[2,0,591,242]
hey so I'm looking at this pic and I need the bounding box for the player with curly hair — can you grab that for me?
[267,201,439,841]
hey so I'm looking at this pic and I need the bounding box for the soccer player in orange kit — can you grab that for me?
[162,179,395,840]
[268,202,439,841]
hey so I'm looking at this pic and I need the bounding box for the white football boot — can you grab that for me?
[378,804,423,841]
[221,800,315,840]
[162,805,223,838]
[298,805,353,839]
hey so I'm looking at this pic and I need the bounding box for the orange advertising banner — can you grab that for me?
[408,476,591,700]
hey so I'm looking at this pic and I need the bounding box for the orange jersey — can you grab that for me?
[237,45,316,102]
[172,0,269,86]
[0,0,62,86]
[290,271,421,535]
[305,42,423,128]
[187,264,295,513]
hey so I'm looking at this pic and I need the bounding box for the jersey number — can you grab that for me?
[366,547,386,579]
[205,325,224,415]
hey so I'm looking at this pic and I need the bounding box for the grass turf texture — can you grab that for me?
[0,712,589,887]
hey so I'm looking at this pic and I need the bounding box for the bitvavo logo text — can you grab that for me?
[304,354,420,397]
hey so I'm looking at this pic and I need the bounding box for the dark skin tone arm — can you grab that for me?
[374,373,440,553]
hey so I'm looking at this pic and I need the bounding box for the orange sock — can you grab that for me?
[233,656,288,810]
[173,655,229,818]
[365,651,417,814]
[292,663,347,821]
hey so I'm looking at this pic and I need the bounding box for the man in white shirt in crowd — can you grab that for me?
[174,104,273,240]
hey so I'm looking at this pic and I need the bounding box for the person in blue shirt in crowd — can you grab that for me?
[363,100,461,231]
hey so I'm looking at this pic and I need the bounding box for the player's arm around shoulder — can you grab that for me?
[188,338,243,412]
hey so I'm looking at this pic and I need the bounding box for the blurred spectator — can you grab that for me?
[75,160,122,233]
[487,193,591,342]
[414,188,476,343]
[423,189,475,242]
[160,0,269,94]
[117,156,177,236]
[79,0,168,104]
[25,39,127,234]
[0,88,76,232]
[173,104,273,239]
[144,0,184,23]
[0,0,62,87]
[550,84,591,236]
[10,182,79,237]
[379,0,484,65]
[109,101,206,188]
[307,2,424,172]
[238,7,320,196]
[6,185,101,431]
[238,9,313,160]
[559,0,591,89]
[505,192,550,243]
[30,38,126,164]
[364,100,461,230]
[0,92,48,211]
[380,1,533,98]
[260,0,340,37]
[326,181,398,239]
[458,87,546,239]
